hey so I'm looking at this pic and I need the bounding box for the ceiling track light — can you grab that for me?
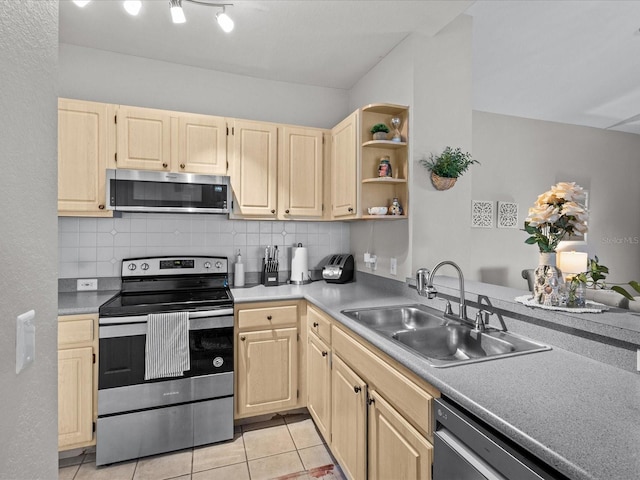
[182,1,235,32]
[170,0,186,24]
[124,0,142,16]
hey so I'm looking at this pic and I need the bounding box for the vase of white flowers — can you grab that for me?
[524,182,588,304]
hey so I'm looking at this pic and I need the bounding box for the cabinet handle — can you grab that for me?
[180,163,185,169]
[313,322,319,328]
[322,351,328,357]
[267,315,272,320]
[98,204,105,210]
[271,209,276,214]
[348,207,354,213]
[353,386,361,394]
[368,397,375,405]
[240,336,246,341]
[162,163,168,168]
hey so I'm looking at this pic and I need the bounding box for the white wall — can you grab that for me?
[471,111,640,287]
[348,16,473,282]
[59,44,349,129]
[0,2,59,479]
[348,33,415,280]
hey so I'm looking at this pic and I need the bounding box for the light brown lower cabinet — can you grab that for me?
[331,355,367,480]
[368,390,433,480]
[235,301,302,419]
[58,314,98,451]
[307,331,331,440]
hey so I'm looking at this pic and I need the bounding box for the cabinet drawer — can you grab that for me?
[307,305,331,344]
[333,326,433,438]
[237,305,298,330]
[58,316,95,347]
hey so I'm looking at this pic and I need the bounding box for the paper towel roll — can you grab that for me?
[290,245,309,284]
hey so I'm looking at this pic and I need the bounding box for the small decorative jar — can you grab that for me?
[378,157,392,177]
[390,197,403,216]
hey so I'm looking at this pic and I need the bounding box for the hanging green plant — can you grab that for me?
[419,147,479,190]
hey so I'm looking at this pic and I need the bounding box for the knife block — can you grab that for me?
[261,258,279,286]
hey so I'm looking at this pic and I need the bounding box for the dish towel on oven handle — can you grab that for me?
[144,312,190,380]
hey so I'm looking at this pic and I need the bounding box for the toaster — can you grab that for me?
[322,254,355,284]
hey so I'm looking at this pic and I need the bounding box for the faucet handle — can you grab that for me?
[436,297,453,315]
[474,310,493,331]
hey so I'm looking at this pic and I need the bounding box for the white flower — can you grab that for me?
[526,204,560,226]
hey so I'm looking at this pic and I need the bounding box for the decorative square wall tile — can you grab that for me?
[497,201,519,229]
[471,200,494,228]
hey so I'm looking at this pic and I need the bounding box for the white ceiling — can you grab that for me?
[59,0,640,135]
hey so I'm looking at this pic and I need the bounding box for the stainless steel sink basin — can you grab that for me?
[341,304,446,334]
[341,304,550,367]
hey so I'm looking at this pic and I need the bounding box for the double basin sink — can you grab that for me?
[341,304,550,367]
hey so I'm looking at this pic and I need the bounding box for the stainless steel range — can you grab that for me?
[96,256,234,466]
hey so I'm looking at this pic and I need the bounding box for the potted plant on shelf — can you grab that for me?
[419,146,479,190]
[370,123,390,140]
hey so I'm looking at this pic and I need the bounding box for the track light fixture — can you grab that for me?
[72,0,235,32]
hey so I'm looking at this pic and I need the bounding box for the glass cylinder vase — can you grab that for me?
[533,252,563,304]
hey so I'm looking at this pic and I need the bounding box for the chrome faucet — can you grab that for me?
[417,261,469,323]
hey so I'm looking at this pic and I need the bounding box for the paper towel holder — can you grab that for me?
[290,242,312,285]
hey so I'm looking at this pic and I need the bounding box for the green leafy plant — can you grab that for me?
[567,256,608,288]
[370,123,389,134]
[611,281,640,301]
[419,147,479,179]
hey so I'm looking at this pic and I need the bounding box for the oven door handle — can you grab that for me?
[99,313,234,338]
[99,308,234,325]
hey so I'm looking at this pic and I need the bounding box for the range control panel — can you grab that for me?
[121,256,228,277]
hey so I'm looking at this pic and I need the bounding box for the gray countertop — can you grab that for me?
[60,279,640,480]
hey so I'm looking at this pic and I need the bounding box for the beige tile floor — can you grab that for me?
[59,413,345,480]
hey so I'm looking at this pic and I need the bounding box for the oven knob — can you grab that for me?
[128,263,137,271]
[213,357,224,368]
[215,261,223,269]
[204,262,212,269]
[141,263,149,271]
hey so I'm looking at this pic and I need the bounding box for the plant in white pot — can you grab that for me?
[370,123,390,140]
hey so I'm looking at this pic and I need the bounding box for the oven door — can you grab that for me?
[99,311,233,389]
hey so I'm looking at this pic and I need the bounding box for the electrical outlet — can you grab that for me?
[637,349,640,372]
[77,278,98,291]
[370,255,377,271]
[390,257,397,276]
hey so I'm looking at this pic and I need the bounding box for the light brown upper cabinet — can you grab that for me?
[228,119,279,217]
[278,126,324,219]
[116,105,226,175]
[331,111,358,219]
[58,98,115,217]
[229,120,328,220]
[359,104,409,220]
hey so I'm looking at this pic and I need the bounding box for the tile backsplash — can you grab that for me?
[58,214,350,279]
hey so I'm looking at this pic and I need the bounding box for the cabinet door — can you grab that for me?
[229,120,278,217]
[58,99,113,216]
[368,390,432,480]
[331,355,367,480]
[331,111,358,218]
[116,106,171,171]
[279,126,324,218]
[307,333,331,441]
[236,327,298,417]
[178,114,227,175]
[58,347,93,449]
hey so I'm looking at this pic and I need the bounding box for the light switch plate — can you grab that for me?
[77,278,98,291]
[637,349,640,372]
[390,257,397,276]
[16,310,35,374]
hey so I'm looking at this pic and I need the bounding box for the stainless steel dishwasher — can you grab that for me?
[433,397,569,480]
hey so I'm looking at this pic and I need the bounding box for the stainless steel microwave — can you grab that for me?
[106,169,230,214]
